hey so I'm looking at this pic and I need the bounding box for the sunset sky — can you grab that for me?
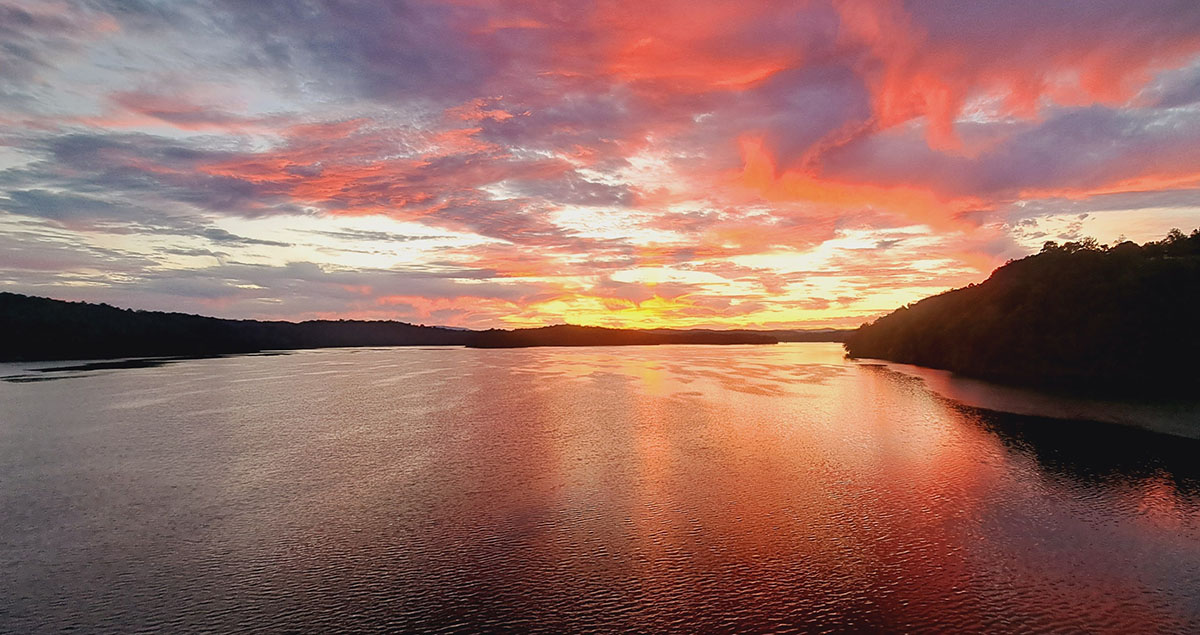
[2,1,1200,328]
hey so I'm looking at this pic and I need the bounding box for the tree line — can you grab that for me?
[0,293,793,361]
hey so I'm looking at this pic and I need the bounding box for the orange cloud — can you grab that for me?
[832,0,1200,148]
[737,136,974,228]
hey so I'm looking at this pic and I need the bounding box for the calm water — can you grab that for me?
[2,343,1199,633]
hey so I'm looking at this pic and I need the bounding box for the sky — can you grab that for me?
[2,1,1200,329]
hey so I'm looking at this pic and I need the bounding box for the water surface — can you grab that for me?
[2,343,1199,632]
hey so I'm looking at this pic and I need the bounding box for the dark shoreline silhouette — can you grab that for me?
[467,324,778,347]
[0,292,849,362]
[844,229,1200,396]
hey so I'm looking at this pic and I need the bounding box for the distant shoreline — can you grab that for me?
[0,292,850,362]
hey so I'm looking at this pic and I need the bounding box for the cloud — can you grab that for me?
[200,228,289,247]
[0,3,112,84]
[2,189,128,222]
[2,0,1200,327]
[818,103,1200,207]
[209,0,497,103]
[0,188,289,249]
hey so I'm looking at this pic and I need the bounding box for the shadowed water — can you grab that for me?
[1,343,1198,632]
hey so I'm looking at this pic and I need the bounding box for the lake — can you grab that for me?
[2,343,1199,632]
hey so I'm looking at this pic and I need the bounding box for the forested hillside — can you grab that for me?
[844,229,1200,393]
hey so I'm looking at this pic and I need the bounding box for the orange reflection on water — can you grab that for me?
[1138,473,1185,531]
[5,344,1200,631]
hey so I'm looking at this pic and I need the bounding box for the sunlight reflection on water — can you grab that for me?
[1,343,1198,632]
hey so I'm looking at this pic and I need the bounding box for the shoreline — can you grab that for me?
[855,358,1200,440]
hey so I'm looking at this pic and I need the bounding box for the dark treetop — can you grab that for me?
[843,229,1200,395]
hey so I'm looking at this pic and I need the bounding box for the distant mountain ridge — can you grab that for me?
[844,229,1200,394]
[0,292,850,361]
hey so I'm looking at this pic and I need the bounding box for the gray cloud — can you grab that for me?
[208,0,496,104]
